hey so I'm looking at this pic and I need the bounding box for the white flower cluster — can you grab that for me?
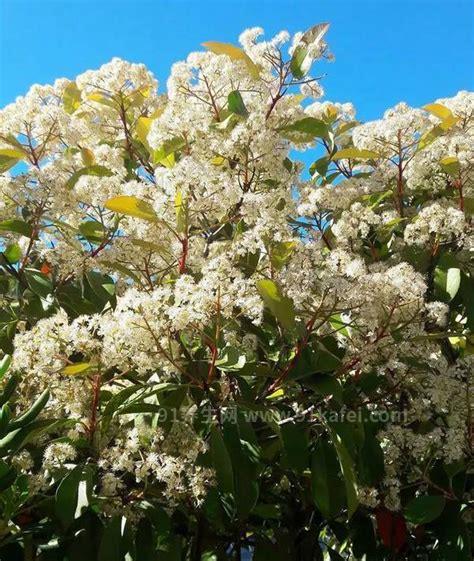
[404,202,466,246]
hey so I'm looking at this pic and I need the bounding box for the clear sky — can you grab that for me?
[0,0,473,121]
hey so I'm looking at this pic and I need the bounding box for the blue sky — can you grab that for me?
[0,0,472,121]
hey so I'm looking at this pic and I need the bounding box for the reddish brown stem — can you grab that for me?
[455,179,465,212]
[265,316,318,396]
[207,344,218,385]
[178,237,188,274]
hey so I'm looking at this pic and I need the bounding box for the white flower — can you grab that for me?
[43,443,76,470]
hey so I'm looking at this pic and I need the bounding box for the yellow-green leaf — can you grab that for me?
[0,148,25,159]
[202,41,260,79]
[440,156,460,177]
[81,148,95,167]
[152,137,185,168]
[424,103,453,121]
[104,195,156,221]
[174,190,187,234]
[211,155,226,166]
[325,104,339,121]
[269,241,296,271]
[63,81,82,114]
[0,148,25,172]
[62,362,93,376]
[88,91,116,109]
[332,148,379,160]
[417,125,445,151]
[266,388,285,400]
[424,103,459,130]
[127,85,151,108]
[256,279,296,330]
[135,116,153,146]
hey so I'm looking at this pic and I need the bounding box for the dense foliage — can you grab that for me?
[0,23,472,560]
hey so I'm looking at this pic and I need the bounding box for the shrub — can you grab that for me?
[0,23,472,560]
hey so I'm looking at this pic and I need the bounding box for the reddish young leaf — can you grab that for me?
[376,507,407,552]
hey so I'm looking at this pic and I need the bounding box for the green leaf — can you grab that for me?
[329,313,350,337]
[104,195,157,221]
[280,422,309,472]
[66,165,114,190]
[79,220,106,243]
[289,23,330,79]
[306,373,343,402]
[215,346,246,371]
[24,269,53,298]
[445,267,461,300]
[86,270,115,302]
[55,466,91,528]
[201,552,217,561]
[290,45,310,80]
[63,81,82,114]
[404,495,445,525]
[0,374,18,407]
[8,389,49,430]
[256,279,296,330]
[332,148,379,160]
[464,197,474,217]
[222,420,260,517]
[228,90,248,117]
[435,256,461,302]
[434,505,471,561]
[3,243,21,264]
[101,384,145,432]
[127,85,152,108]
[134,518,155,561]
[313,337,343,372]
[209,424,234,495]
[0,219,33,237]
[329,426,358,518]
[98,516,123,561]
[311,439,345,518]
[0,460,16,492]
[309,156,330,177]
[280,117,328,142]
[357,424,385,486]
[0,355,11,379]
[202,42,260,79]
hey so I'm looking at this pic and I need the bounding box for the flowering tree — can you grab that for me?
[0,23,472,560]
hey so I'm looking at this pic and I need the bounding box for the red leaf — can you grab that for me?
[40,262,52,275]
[376,507,407,552]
